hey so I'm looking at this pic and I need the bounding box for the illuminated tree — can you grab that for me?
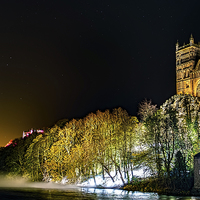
[139,95,200,178]
[0,107,139,184]
[24,134,44,181]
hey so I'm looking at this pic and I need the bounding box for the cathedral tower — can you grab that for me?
[176,34,200,97]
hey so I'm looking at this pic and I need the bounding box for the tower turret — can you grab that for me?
[176,40,179,51]
[190,34,194,46]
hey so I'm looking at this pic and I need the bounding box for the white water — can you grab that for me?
[78,168,146,187]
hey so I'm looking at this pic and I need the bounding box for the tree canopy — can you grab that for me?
[1,94,200,188]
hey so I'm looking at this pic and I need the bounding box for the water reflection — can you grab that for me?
[81,188,200,200]
[158,195,200,200]
[1,186,200,199]
[82,188,158,199]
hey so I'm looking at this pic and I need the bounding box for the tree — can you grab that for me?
[139,94,200,179]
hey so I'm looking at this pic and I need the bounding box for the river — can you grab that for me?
[0,187,200,200]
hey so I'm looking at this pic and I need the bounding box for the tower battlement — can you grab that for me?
[23,128,44,138]
[176,35,200,97]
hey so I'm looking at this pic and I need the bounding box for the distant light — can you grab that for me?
[5,140,13,147]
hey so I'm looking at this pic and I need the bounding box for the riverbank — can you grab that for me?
[122,177,194,196]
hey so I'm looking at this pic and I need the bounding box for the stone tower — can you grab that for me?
[176,34,200,97]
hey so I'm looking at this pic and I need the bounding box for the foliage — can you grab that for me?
[0,107,139,183]
[0,94,200,193]
[138,94,200,180]
[124,176,192,195]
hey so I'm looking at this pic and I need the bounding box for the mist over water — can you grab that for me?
[0,176,78,190]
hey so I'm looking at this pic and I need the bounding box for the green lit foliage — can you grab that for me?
[4,133,39,178]
[24,134,44,181]
[139,95,200,178]
[1,94,199,188]
[161,95,200,172]
[29,107,139,183]
[137,100,160,176]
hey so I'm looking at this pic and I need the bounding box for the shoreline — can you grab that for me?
[77,184,199,196]
[78,185,193,196]
[123,184,193,196]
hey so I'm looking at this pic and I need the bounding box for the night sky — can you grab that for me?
[0,0,199,147]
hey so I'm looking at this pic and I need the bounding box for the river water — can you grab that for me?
[0,187,200,200]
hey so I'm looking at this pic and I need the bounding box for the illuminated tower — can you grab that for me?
[176,34,200,97]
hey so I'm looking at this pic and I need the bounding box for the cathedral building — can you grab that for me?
[176,34,200,97]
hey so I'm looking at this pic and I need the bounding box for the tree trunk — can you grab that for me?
[92,168,96,186]
[110,157,125,185]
